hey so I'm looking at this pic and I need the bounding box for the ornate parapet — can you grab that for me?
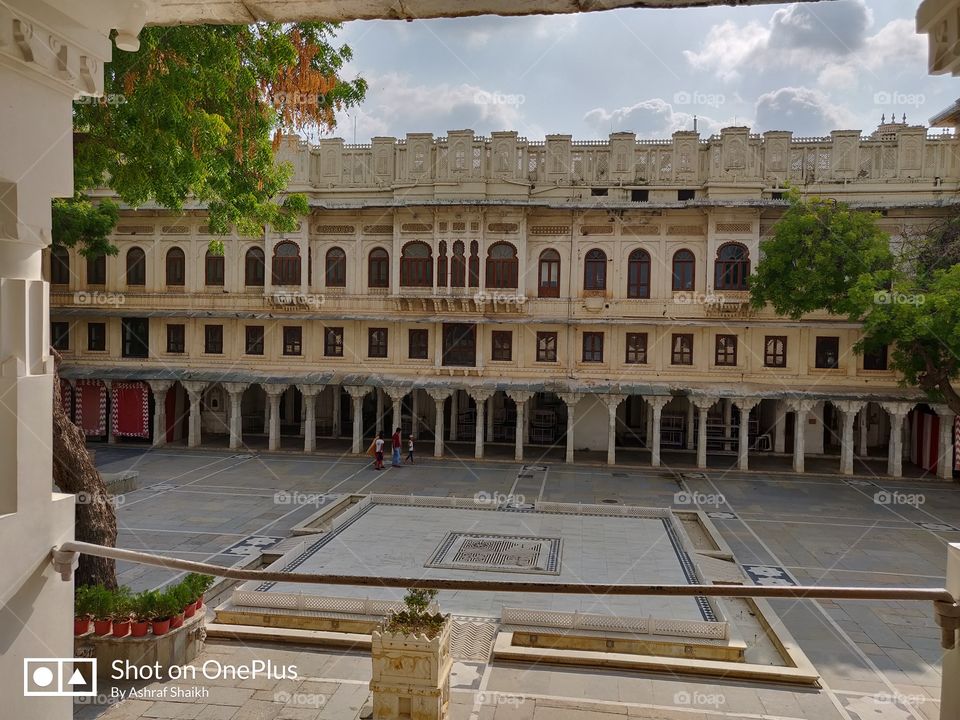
[370,617,452,720]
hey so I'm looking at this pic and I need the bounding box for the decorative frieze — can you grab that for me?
[529,225,571,235]
[487,222,519,233]
[580,225,614,235]
[667,225,705,236]
[715,222,752,233]
[160,225,189,235]
[623,225,661,235]
[115,225,154,235]
[363,224,393,234]
[315,224,355,234]
[401,223,433,232]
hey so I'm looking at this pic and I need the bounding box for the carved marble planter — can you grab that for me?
[370,616,452,720]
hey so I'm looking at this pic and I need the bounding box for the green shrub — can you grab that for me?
[131,590,157,622]
[384,588,445,637]
[111,587,133,621]
[87,585,114,621]
[153,589,182,621]
[74,585,95,619]
[184,573,214,601]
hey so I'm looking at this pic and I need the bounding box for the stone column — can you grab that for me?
[223,382,248,451]
[692,397,717,469]
[722,398,733,452]
[732,398,760,471]
[427,390,451,458]
[685,401,695,450]
[263,400,271,435]
[264,383,286,451]
[346,386,370,454]
[858,404,869,456]
[881,402,913,477]
[935,405,957,480]
[835,400,865,476]
[773,400,786,454]
[375,387,384,434]
[386,386,406,434]
[297,384,322,453]
[449,390,459,442]
[331,384,342,438]
[183,381,208,448]
[147,380,173,447]
[470,389,493,459]
[412,389,420,435]
[787,399,815,473]
[559,392,582,464]
[602,395,626,465]
[508,391,533,462]
[644,402,654,448]
[486,395,495,442]
[646,396,670,468]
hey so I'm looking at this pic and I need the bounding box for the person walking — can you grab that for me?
[404,435,415,464]
[391,427,402,467]
[374,432,385,470]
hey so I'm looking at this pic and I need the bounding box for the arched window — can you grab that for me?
[244,247,265,286]
[468,241,480,288]
[166,247,185,286]
[538,249,560,298]
[714,242,750,290]
[368,248,389,288]
[584,248,607,291]
[485,243,518,289]
[437,241,448,288]
[126,247,146,286]
[627,249,651,299]
[205,248,225,286]
[51,247,70,285]
[672,249,695,291]
[400,242,433,287]
[87,254,106,285]
[325,247,346,287]
[272,241,301,285]
[450,241,466,288]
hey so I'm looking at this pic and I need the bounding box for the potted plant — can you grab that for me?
[74,585,93,636]
[151,591,180,636]
[371,588,452,720]
[168,585,188,629]
[130,590,154,637]
[181,578,198,619]
[111,587,133,637]
[88,585,114,636]
[186,573,214,609]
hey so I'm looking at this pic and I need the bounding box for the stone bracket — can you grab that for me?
[935,600,960,649]
[51,546,78,581]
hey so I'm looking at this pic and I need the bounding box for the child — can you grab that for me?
[404,435,415,464]
[374,432,385,470]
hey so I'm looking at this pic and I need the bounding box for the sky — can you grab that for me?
[327,0,957,143]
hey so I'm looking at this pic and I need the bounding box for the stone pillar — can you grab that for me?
[147,381,173,447]
[787,399,815,473]
[263,400,271,435]
[297,384,322,453]
[375,387,384,434]
[525,395,532,445]
[941,542,960,720]
[645,402,654,448]
[486,395,495,442]
[881,402,913,477]
[386,386,406,435]
[470,389,493,459]
[427,390,451,458]
[685,400,695,451]
[559,392,582,464]
[773,400,786,454]
[603,395,626,465]
[331,384,342,438]
[449,390,459,442]
[507,391,533,462]
[935,405,957,480]
[411,389,420,436]
[346,386,369,454]
[692,397,716,469]
[646,396,670,468]
[722,398,733,452]
[105,381,116,444]
[903,412,912,459]
[223,382,247,451]
[183,381,208,448]
[264,383,286,451]
[858,404,869,456]
[732,398,760,471]
[835,401,865,476]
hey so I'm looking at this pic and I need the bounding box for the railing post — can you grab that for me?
[942,543,960,718]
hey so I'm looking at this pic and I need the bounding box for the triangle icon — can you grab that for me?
[68,668,86,686]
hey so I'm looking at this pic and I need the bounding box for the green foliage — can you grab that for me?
[111,587,133,620]
[384,588,446,637]
[154,589,184,621]
[52,197,120,258]
[131,590,158,622]
[74,585,95,618]
[85,584,115,620]
[184,572,214,601]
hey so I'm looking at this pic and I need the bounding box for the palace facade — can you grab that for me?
[48,120,960,477]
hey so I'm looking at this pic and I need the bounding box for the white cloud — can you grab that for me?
[583,98,728,139]
[754,86,853,135]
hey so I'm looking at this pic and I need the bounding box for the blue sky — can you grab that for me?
[329,0,957,142]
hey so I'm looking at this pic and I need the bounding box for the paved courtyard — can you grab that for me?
[80,443,960,720]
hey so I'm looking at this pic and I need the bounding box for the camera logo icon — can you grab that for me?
[24,658,97,697]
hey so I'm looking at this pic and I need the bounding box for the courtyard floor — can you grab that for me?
[76,444,960,720]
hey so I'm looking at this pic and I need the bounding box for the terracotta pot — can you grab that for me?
[112,620,131,638]
[170,612,184,629]
[184,601,196,618]
[130,621,149,637]
[74,617,90,636]
[93,619,112,636]
[151,618,171,636]
[197,594,204,609]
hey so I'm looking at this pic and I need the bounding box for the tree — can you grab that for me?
[750,190,960,415]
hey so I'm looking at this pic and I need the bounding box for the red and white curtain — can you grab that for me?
[75,379,107,437]
[59,379,72,418]
[111,381,150,438]
[911,411,939,472]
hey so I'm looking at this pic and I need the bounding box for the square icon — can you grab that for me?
[24,658,97,697]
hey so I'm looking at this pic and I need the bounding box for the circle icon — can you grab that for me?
[32,666,54,688]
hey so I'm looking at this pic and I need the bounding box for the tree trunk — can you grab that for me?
[52,351,118,588]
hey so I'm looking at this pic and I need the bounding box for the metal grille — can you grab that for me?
[427,532,561,575]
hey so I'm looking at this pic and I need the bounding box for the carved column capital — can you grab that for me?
[690,395,719,412]
[643,394,671,411]
[558,392,582,406]
[731,397,761,412]
[345,385,371,400]
[468,388,494,403]
[506,390,534,404]
[222,381,248,397]
[881,401,915,418]
[147,380,173,396]
[385,385,408,402]
[296,383,324,397]
[182,381,207,398]
[427,388,452,402]
[262,382,288,398]
[834,400,866,417]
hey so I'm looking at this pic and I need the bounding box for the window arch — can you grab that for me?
[368,247,389,288]
[714,242,750,290]
[244,247,265,286]
[468,241,480,288]
[126,247,146,286]
[584,248,607,291]
[166,247,185,286]
[87,254,106,285]
[400,241,433,287]
[205,248,225,286]
[437,241,448,288]
[627,249,651,299]
[538,249,561,298]
[325,247,346,287]
[485,242,518,289]
[51,246,70,285]
[450,241,466,288]
[672,249,695,291]
[272,241,301,285]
